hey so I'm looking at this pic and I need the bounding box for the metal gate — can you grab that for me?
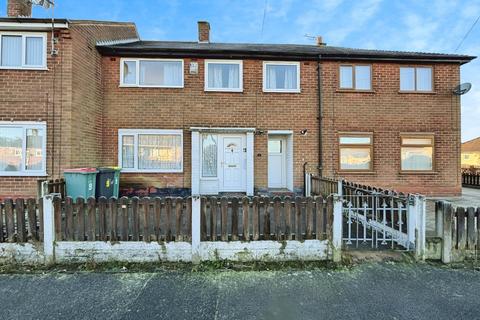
[342,193,416,250]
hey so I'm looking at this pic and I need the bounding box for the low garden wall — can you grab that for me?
[0,195,337,265]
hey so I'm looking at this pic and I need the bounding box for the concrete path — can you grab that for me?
[1,263,480,320]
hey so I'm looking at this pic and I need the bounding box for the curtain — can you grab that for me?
[339,66,353,89]
[267,65,277,89]
[163,61,182,86]
[355,66,371,90]
[25,37,43,66]
[26,129,43,171]
[266,65,297,90]
[208,63,239,89]
[138,134,181,170]
[416,68,432,91]
[401,147,432,170]
[139,61,182,86]
[202,134,217,177]
[0,127,23,172]
[1,35,22,67]
[400,67,415,91]
[122,135,134,168]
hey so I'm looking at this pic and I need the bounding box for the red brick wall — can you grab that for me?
[101,58,320,191]
[69,22,138,168]
[321,61,462,196]
[0,22,137,197]
[0,28,72,198]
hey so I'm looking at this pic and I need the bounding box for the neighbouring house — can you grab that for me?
[0,0,475,198]
[461,137,480,169]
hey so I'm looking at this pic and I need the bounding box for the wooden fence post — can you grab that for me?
[332,194,343,263]
[43,195,55,265]
[442,201,453,264]
[191,197,201,263]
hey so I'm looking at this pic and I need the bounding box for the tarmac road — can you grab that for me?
[1,262,479,320]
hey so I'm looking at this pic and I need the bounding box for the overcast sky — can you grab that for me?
[7,0,479,142]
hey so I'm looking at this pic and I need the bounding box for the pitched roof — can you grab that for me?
[97,40,476,63]
[462,137,480,152]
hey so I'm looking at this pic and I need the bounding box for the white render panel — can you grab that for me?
[0,243,44,264]
[55,242,193,263]
[200,240,330,261]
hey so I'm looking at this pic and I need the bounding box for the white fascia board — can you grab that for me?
[0,22,69,31]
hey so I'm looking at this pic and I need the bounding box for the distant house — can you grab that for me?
[462,137,480,169]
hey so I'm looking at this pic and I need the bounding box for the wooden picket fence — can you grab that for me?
[440,202,480,251]
[0,198,43,243]
[311,176,338,198]
[200,196,332,242]
[54,197,192,242]
[310,175,409,199]
[462,172,480,188]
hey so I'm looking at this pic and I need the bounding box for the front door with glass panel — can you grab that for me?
[220,136,245,191]
[268,137,287,188]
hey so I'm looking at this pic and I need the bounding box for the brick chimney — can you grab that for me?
[7,0,32,17]
[198,21,210,43]
[316,36,326,46]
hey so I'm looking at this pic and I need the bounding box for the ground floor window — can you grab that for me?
[401,135,434,171]
[0,122,46,176]
[118,129,183,173]
[339,133,373,171]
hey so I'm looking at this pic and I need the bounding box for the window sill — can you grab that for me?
[399,171,437,175]
[0,172,47,177]
[0,66,48,71]
[398,91,436,94]
[119,84,184,89]
[120,170,183,174]
[204,88,243,93]
[336,89,375,93]
[337,171,376,175]
[263,89,301,94]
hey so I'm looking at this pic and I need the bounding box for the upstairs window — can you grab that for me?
[0,122,46,176]
[120,59,184,88]
[401,135,434,171]
[0,33,46,69]
[400,67,433,92]
[339,134,373,171]
[263,62,300,92]
[118,129,183,173]
[339,65,372,90]
[205,60,243,92]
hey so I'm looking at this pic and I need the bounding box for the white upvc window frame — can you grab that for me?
[119,58,185,88]
[204,59,243,92]
[0,121,47,177]
[118,129,184,173]
[0,32,47,70]
[263,61,301,93]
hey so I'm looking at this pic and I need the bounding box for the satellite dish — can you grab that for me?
[453,83,472,95]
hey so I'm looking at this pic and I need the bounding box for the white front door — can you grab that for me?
[268,137,287,188]
[221,136,245,191]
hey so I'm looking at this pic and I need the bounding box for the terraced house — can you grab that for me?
[0,0,475,198]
